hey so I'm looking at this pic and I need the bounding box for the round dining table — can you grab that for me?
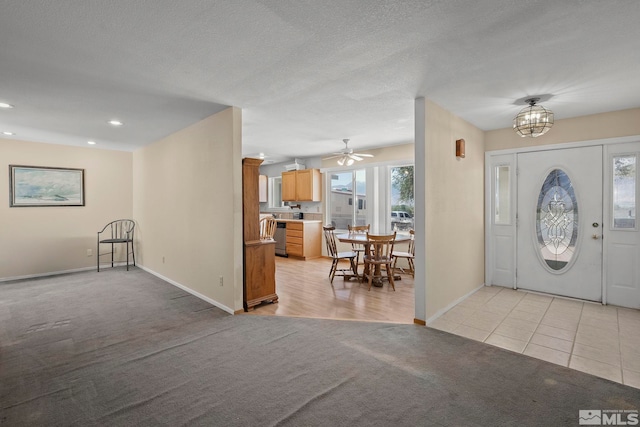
[336,232,411,287]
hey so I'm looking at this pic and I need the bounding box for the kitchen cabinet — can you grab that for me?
[285,221,322,259]
[281,171,297,201]
[258,174,268,203]
[282,169,321,202]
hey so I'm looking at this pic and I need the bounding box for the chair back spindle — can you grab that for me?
[408,229,415,256]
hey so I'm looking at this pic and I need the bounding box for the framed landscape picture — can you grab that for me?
[9,165,85,207]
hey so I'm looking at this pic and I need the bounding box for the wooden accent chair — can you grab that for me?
[323,225,358,283]
[259,217,277,241]
[392,229,415,277]
[347,224,370,276]
[97,219,135,272]
[362,232,397,291]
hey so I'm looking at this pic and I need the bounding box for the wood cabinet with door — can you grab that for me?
[282,169,321,201]
[243,158,278,311]
[281,171,297,201]
[285,221,322,259]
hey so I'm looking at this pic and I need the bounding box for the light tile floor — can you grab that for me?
[428,286,640,389]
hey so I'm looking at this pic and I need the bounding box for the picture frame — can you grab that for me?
[9,165,85,207]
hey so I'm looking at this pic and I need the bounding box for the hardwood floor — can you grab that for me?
[244,256,415,324]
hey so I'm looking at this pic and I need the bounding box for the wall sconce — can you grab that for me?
[456,139,465,158]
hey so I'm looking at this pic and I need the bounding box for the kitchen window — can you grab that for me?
[326,162,414,233]
[390,165,414,235]
[328,170,366,230]
[268,176,283,208]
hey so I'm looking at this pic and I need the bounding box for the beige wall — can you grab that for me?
[0,139,133,279]
[486,108,640,151]
[320,142,414,169]
[132,107,243,313]
[422,99,485,320]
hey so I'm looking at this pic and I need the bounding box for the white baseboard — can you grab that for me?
[0,266,97,282]
[426,283,486,325]
[137,264,235,315]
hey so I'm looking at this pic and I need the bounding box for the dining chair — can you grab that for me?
[97,219,136,272]
[323,225,358,283]
[259,217,277,240]
[347,224,370,276]
[392,229,415,277]
[362,232,397,291]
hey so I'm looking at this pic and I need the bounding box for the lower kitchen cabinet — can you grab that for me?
[285,221,322,259]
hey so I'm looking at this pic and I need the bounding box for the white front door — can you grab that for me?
[516,146,603,301]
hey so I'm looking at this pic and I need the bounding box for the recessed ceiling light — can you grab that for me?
[0,102,14,109]
[108,119,123,126]
[2,131,15,136]
[87,140,96,145]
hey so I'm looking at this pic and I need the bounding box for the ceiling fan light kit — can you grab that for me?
[323,139,374,166]
[337,157,354,166]
[513,97,554,138]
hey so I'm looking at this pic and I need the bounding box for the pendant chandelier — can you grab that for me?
[513,97,554,138]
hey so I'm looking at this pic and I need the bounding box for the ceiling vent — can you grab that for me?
[284,159,305,171]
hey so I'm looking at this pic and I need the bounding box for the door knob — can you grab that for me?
[592,234,600,240]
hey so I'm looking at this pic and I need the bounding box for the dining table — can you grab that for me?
[336,232,411,287]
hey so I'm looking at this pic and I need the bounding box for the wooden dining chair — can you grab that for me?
[259,217,277,240]
[347,224,370,276]
[392,229,415,277]
[323,225,358,283]
[362,232,397,291]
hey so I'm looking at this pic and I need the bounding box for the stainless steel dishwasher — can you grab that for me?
[274,221,287,257]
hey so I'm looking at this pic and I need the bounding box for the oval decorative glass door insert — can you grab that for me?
[536,169,578,271]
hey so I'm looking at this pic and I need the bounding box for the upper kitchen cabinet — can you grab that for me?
[282,169,321,202]
[281,171,297,201]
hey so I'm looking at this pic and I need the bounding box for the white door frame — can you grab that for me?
[485,135,640,305]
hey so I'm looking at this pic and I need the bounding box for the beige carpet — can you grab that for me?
[1,267,638,426]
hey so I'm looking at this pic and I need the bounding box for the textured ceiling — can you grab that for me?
[1,1,639,162]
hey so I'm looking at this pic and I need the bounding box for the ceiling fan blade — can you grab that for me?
[322,154,342,160]
[349,154,363,161]
[353,153,374,158]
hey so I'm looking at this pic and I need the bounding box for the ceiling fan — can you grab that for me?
[322,139,374,166]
